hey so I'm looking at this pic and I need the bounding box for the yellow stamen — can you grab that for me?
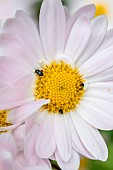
[35,61,85,114]
[0,110,11,134]
[94,3,109,17]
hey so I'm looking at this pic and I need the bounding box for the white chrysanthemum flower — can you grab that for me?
[70,0,113,28]
[0,0,113,169]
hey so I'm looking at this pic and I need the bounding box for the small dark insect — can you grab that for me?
[59,109,63,114]
[35,69,43,76]
[80,83,84,87]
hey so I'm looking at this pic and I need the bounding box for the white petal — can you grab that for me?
[85,90,113,103]
[65,17,91,61]
[55,149,80,170]
[67,4,95,38]
[24,124,40,165]
[88,67,113,83]
[39,0,66,60]
[77,15,108,67]
[70,113,108,161]
[25,111,47,165]
[98,28,113,51]
[54,114,72,162]
[79,46,113,78]
[88,82,113,94]
[36,113,56,158]
[77,98,113,130]
[67,114,95,159]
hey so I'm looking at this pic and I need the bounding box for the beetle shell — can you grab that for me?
[59,109,63,114]
[35,69,43,76]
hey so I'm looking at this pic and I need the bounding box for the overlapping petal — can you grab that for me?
[77,15,108,66]
[65,17,91,61]
[70,113,108,161]
[39,0,66,60]
[54,114,72,162]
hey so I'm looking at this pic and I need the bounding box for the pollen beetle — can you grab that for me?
[35,69,43,76]
[59,109,63,114]
[80,83,84,87]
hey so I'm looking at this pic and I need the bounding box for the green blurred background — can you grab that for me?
[32,0,113,169]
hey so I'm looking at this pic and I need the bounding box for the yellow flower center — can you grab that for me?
[35,61,85,114]
[94,3,109,17]
[0,110,11,133]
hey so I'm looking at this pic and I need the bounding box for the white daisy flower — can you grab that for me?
[0,0,113,169]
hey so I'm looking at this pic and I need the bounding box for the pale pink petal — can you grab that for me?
[65,17,91,61]
[25,112,47,165]
[70,113,108,161]
[14,75,33,87]
[3,11,45,64]
[36,113,56,158]
[77,15,108,67]
[79,46,113,78]
[25,113,36,133]
[49,154,56,161]
[0,56,32,87]
[15,152,27,169]
[54,114,72,162]
[0,124,20,131]
[0,86,34,110]
[0,151,15,170]
[0,33,39,69]
[23,160,51,170]
[77,98,113,130]
[13,124,25,151]
[37,159,51,170]
[0,20,2,33]
[0,133,17,156]
[55,149,80,170]
[13,99,50,124]
[98,28,113,51]
[39,0,66,60]
[67,114,95,159]
[15,152,51,170]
